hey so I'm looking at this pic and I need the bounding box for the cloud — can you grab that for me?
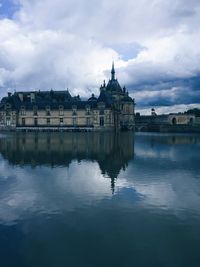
[0,18,118,97]
[0,0,199,111]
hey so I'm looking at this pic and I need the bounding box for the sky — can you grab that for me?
[0,0,200,114]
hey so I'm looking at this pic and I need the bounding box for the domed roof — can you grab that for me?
[122,90,134,102]
[88,94,97,101]
[122,95,133,102]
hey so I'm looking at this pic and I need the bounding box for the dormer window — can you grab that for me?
[46,106,51,116]
[59,105,64,116]
[72,105,77,116]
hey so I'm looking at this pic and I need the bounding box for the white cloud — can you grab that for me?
[0,0,200,107]
[0,18,118,97]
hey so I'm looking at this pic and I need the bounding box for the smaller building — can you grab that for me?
[168,114,195,125]
[135,112,197,132]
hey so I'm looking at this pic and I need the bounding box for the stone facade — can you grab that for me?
[168,114,196,125]
[0,64,135,131]
[136,114,196,127]
[135,113,199,132]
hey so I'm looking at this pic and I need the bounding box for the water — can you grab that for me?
[0,132,200,267]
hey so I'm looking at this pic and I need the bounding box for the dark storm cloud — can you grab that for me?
[127,76,200,107]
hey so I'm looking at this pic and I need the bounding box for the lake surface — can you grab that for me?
[0,132,200,267]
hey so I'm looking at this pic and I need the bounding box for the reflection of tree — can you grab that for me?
[0,132,134,193]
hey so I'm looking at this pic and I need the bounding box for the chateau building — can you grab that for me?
[0,63,135,131]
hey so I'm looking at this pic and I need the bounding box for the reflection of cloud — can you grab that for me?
[116,134,200,216]
[0,133,200,226]
[0,160,112,225]
[1,156,200,225]
[133,174,200,215]
[56,161,112,197]
[114,169,200,218]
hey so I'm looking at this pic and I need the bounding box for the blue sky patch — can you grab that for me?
[112,42,143,61]
[0,0,19,19]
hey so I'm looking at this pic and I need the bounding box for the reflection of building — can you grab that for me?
[0,132,134,193]
[0,63,135,131]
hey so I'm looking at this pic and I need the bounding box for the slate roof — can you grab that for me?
[98,90,114,107]
[106,79,123,93]
[0,94,21,110]
[0,90,111,111]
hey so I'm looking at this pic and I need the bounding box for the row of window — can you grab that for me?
[1,114,110,126]
[20,106,91,113]
[21,110,93,116]
[21,117,93,126]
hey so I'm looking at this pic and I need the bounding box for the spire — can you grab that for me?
[111,61,115,80]
[111,177,116,195]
